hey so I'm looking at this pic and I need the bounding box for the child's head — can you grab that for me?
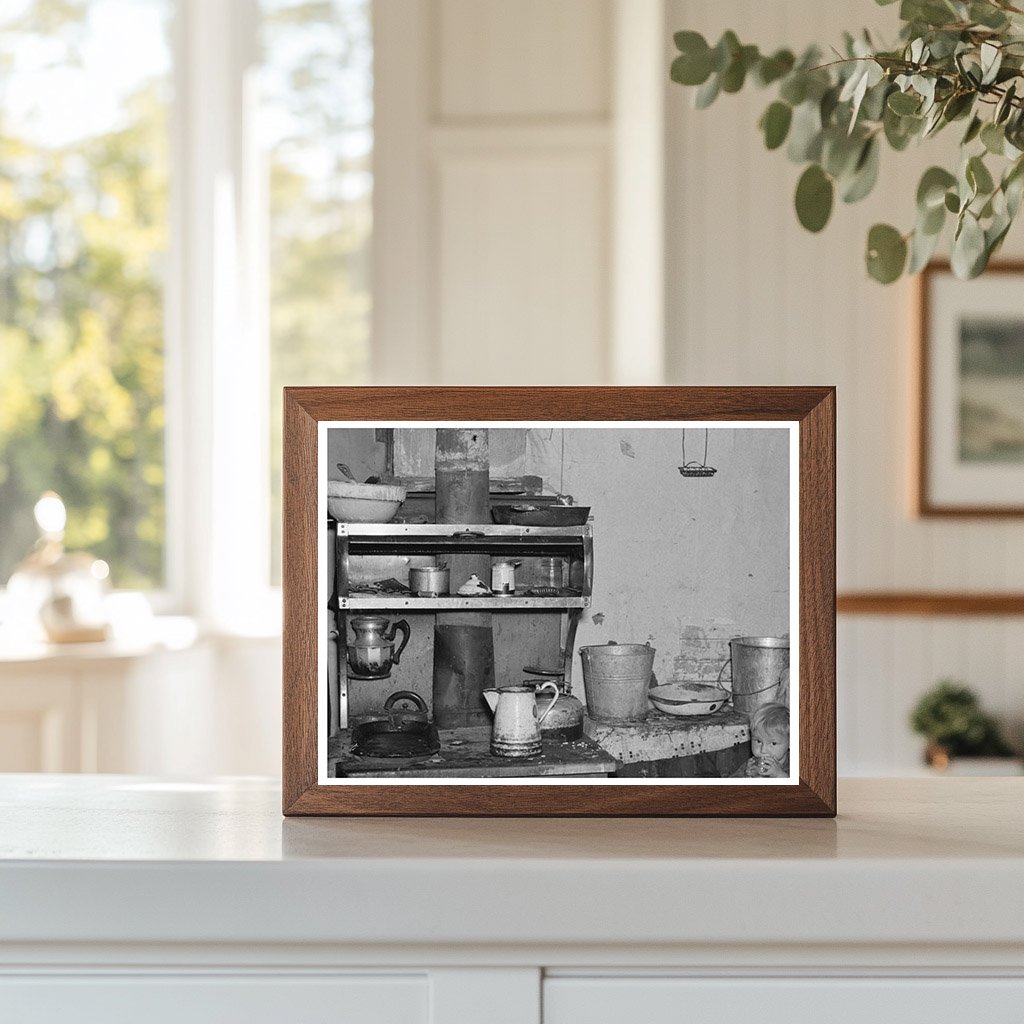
[749,702,790,762]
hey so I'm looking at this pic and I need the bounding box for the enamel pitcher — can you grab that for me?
[482,682,559,758]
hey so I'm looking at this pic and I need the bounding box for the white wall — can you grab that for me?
[566,427,790,688]
[665,0,1024,772]
[373,0,664,386]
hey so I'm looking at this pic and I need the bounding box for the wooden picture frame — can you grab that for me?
[917,260,1024,517]
[283,387,836,816]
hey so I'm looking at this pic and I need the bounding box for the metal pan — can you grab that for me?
[491,505,590,526]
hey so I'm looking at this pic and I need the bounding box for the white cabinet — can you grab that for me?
[1,777,1022,1024]
[544,977,1024,1024]
[0,975,428,1024]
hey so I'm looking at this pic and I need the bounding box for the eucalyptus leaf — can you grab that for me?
[908,221,942,273]
[884,106,921,150]
[822,128,864,178]
[760,102,793,150]
[787,101,824,162]
[721,44,758,93]
[995,82,1017,124]
[951,211,986,278]
[980,42,1002,86]
[917,166,957,210]
[888,91,921,115]
[754,49,795,87]
[866,223,908,283]
[970,2,1009,29]
[820,86,841,126]
[1006,172,1024,218]
[921,200,946,235]
[710,31,740,73]
[913,75,937,111]
[986,212,1012,259]
[922,103,946,137]
[981,122,1005,155]
[795,164,834,232]
[779,74,807,106]
[694,73,721,109]
[842,137,880,203]
[861,80,892,122]
[962,115,983,145]
[944,190,961,213]
[942,92,974,122]
[967,154,995,195]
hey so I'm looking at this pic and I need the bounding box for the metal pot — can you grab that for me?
[408,564,449,596]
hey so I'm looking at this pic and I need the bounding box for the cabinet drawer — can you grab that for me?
[544,977,1024,1024]
[0,974,427,1024]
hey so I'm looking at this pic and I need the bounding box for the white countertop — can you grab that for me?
[1,775,1022,951]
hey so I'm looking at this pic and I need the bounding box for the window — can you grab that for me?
[0,0,373,613]
[0,0,172,589]
[261,0,373,581]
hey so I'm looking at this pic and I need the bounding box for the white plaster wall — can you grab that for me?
[565,428,790,691]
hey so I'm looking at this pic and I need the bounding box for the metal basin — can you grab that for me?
[351,718,440,759]
[351,691,440,760]
[649,683,730,717]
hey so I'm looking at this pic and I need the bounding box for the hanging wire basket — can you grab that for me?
[678,428,717,478]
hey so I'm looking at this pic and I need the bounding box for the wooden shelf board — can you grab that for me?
[837,592,1024,616]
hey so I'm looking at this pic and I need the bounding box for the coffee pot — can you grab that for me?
[347,615,411,678]
[482,682,559,758]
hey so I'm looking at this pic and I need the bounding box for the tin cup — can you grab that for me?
[491,561,516,594]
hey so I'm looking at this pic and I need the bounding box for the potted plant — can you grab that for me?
[909,679,1018,771]
[670,0,1024,282]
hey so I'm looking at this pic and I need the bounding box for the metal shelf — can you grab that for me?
[336,523,590,537]
[336,523,590,553]
[339,595,589,611]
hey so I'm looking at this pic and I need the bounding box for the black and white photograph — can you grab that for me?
[320,422,796,784]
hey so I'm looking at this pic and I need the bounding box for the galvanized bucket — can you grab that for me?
[726,636,789,718]
[580,642,655,722]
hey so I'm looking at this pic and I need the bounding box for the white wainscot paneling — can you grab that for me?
[436,149,608,384]
[838,617,1024,775]
[665,0,1024,775]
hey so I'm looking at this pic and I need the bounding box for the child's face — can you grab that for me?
[751,727,788,763]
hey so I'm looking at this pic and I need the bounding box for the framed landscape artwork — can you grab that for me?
[282,387,836,817]
[918,262,1024,516]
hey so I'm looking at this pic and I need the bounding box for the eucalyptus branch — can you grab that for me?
[670,5,1024,282]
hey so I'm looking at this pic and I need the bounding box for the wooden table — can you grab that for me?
[329,726,617,777]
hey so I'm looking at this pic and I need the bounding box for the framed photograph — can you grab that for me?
[283,387,835,816]
[918,261,1024,516]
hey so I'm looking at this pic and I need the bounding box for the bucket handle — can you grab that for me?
[716,657,733,697]
[718,656,785,698]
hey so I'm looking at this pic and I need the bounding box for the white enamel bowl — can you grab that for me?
[648,683,730,717]
[327,481,407,523]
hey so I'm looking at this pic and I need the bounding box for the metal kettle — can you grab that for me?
[525,667,585,740]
